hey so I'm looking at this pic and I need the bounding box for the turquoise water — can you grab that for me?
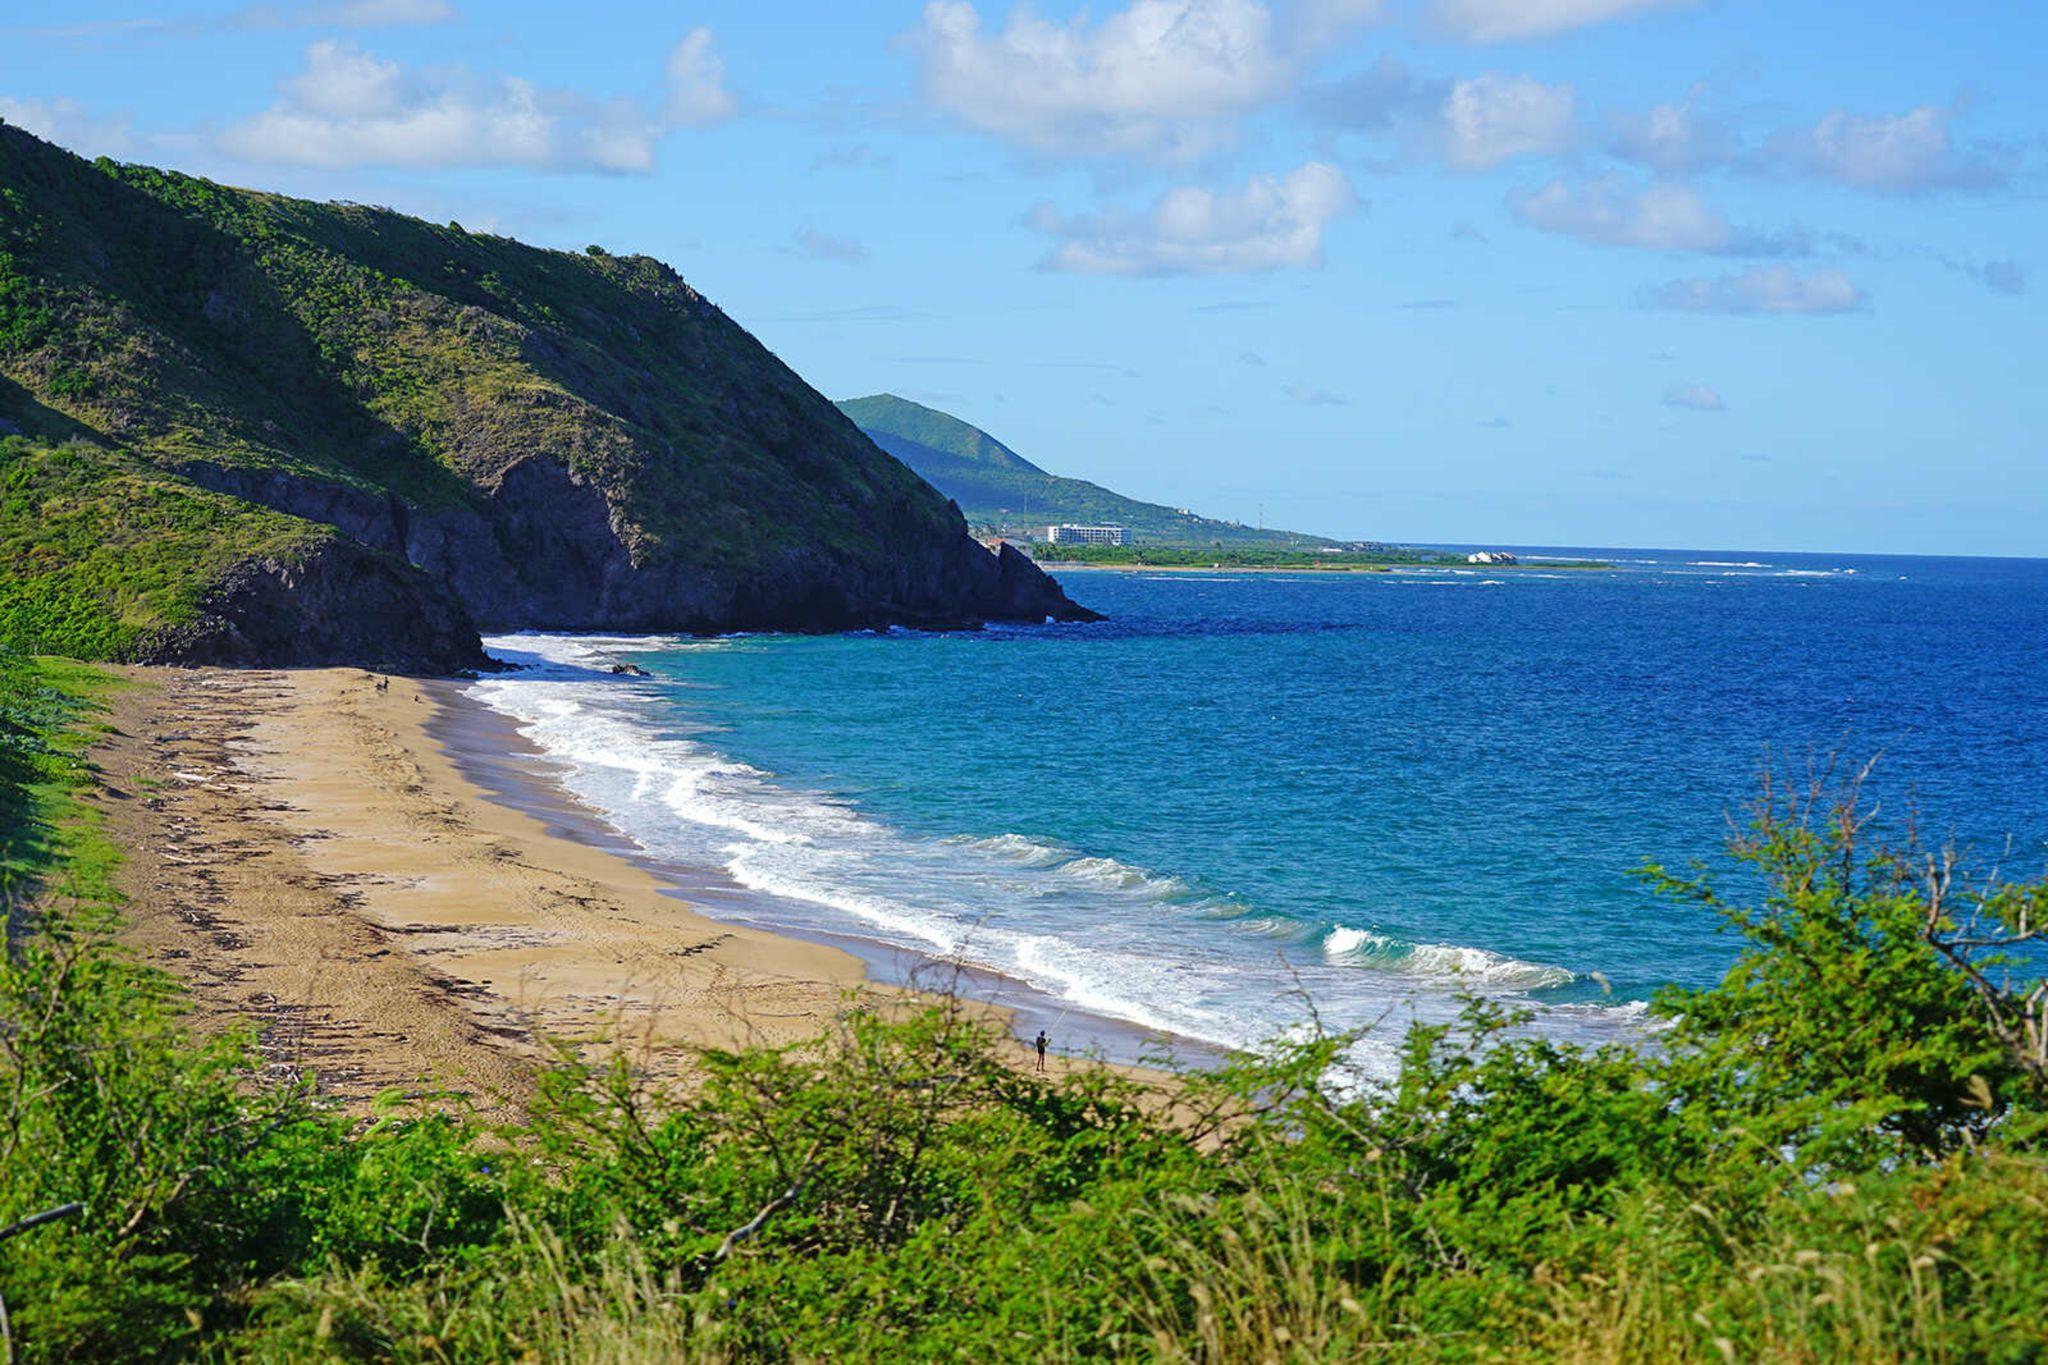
[472,549,2048,1074]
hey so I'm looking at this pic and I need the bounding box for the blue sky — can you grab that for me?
[3,0,2042,554]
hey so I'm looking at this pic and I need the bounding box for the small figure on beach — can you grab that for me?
[1034,1029,1049,1072]
[374,676,388,693]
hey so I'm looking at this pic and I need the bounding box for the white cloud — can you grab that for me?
[1656,265,1865,315]
[1439,74,1575,168]
[664,26,736,127]
[280,37,405,117]
[0,96,134,158]
[911,0,1291,160]
[1604,96,1731,173]
[1513,175,1726,251]
[794,227,868,264]
[1032,161,1357,275]
[217,32,731,173]
[1663,381,1724,411]
[1308,63,1575,169]
[1767,105,2002,194]
[1511,174,1809,256]
[1427,0,1698,43]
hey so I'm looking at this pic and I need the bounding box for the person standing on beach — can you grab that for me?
[1034,1030,1049,1073]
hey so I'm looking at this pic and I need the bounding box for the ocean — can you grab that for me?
[468,548,2048,1076]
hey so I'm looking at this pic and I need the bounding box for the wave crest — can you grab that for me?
[1324,925,1573,991]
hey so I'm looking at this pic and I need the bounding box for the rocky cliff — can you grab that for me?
[0,125,1096,670]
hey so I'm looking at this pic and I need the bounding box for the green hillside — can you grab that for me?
[0,437,481,667]
[835,393,1041,473]
[0,126,1087,665]
[836,393,1329,546]
[3,438,325,659]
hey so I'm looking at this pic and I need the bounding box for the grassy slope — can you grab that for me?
[0,650,122,910]
[836,393,1044,473]
[837,393,1331,546]
[0,438,339,659]
[0,126,964,588]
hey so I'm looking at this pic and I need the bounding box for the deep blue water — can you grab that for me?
[473,549,2048,1073]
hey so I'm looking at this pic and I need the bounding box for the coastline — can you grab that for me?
[93,665,1184,1112]
[428,674,1208,1071]
[1041,561,1612,574]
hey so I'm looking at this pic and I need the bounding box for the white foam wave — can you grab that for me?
[1324,925,1573,990]
[468,633,1634,1069]
[1059,856,1192,898]
[1324,925,1382,957]
[949,832,1071,867]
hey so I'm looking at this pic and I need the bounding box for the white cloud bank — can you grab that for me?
[1657,265,1864,315]
[1032,161,1357,275]
[911,0,1291,160]
[1440,73,1576,167]
[1514,176,1726,251]
[217,29,733,172]
[1511,174,1808,256]
[1766,105,2002,195]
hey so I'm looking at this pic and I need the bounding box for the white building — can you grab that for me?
[1466,550,1518,565]
[1045,524,1130,546]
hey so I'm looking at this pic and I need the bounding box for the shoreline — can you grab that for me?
[428,675,1211,1071]
[93,665,1187,1112]
[1040,560,1613,574]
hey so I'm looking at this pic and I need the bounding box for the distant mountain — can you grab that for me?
[835,394,1327,546]
[0,128,1092,667]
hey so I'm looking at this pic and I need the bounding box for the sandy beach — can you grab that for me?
[87,666,997,1111]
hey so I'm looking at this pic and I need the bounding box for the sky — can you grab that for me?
[3,0,2043,555]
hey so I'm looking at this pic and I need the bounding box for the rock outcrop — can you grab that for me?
[139,540,488,674]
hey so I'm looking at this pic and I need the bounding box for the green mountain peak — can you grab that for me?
[833,394,1326,547]
[834,394,1044,475]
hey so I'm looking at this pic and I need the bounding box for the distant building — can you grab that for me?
[1466,550,1518,565]
[1045,524,1130,546]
